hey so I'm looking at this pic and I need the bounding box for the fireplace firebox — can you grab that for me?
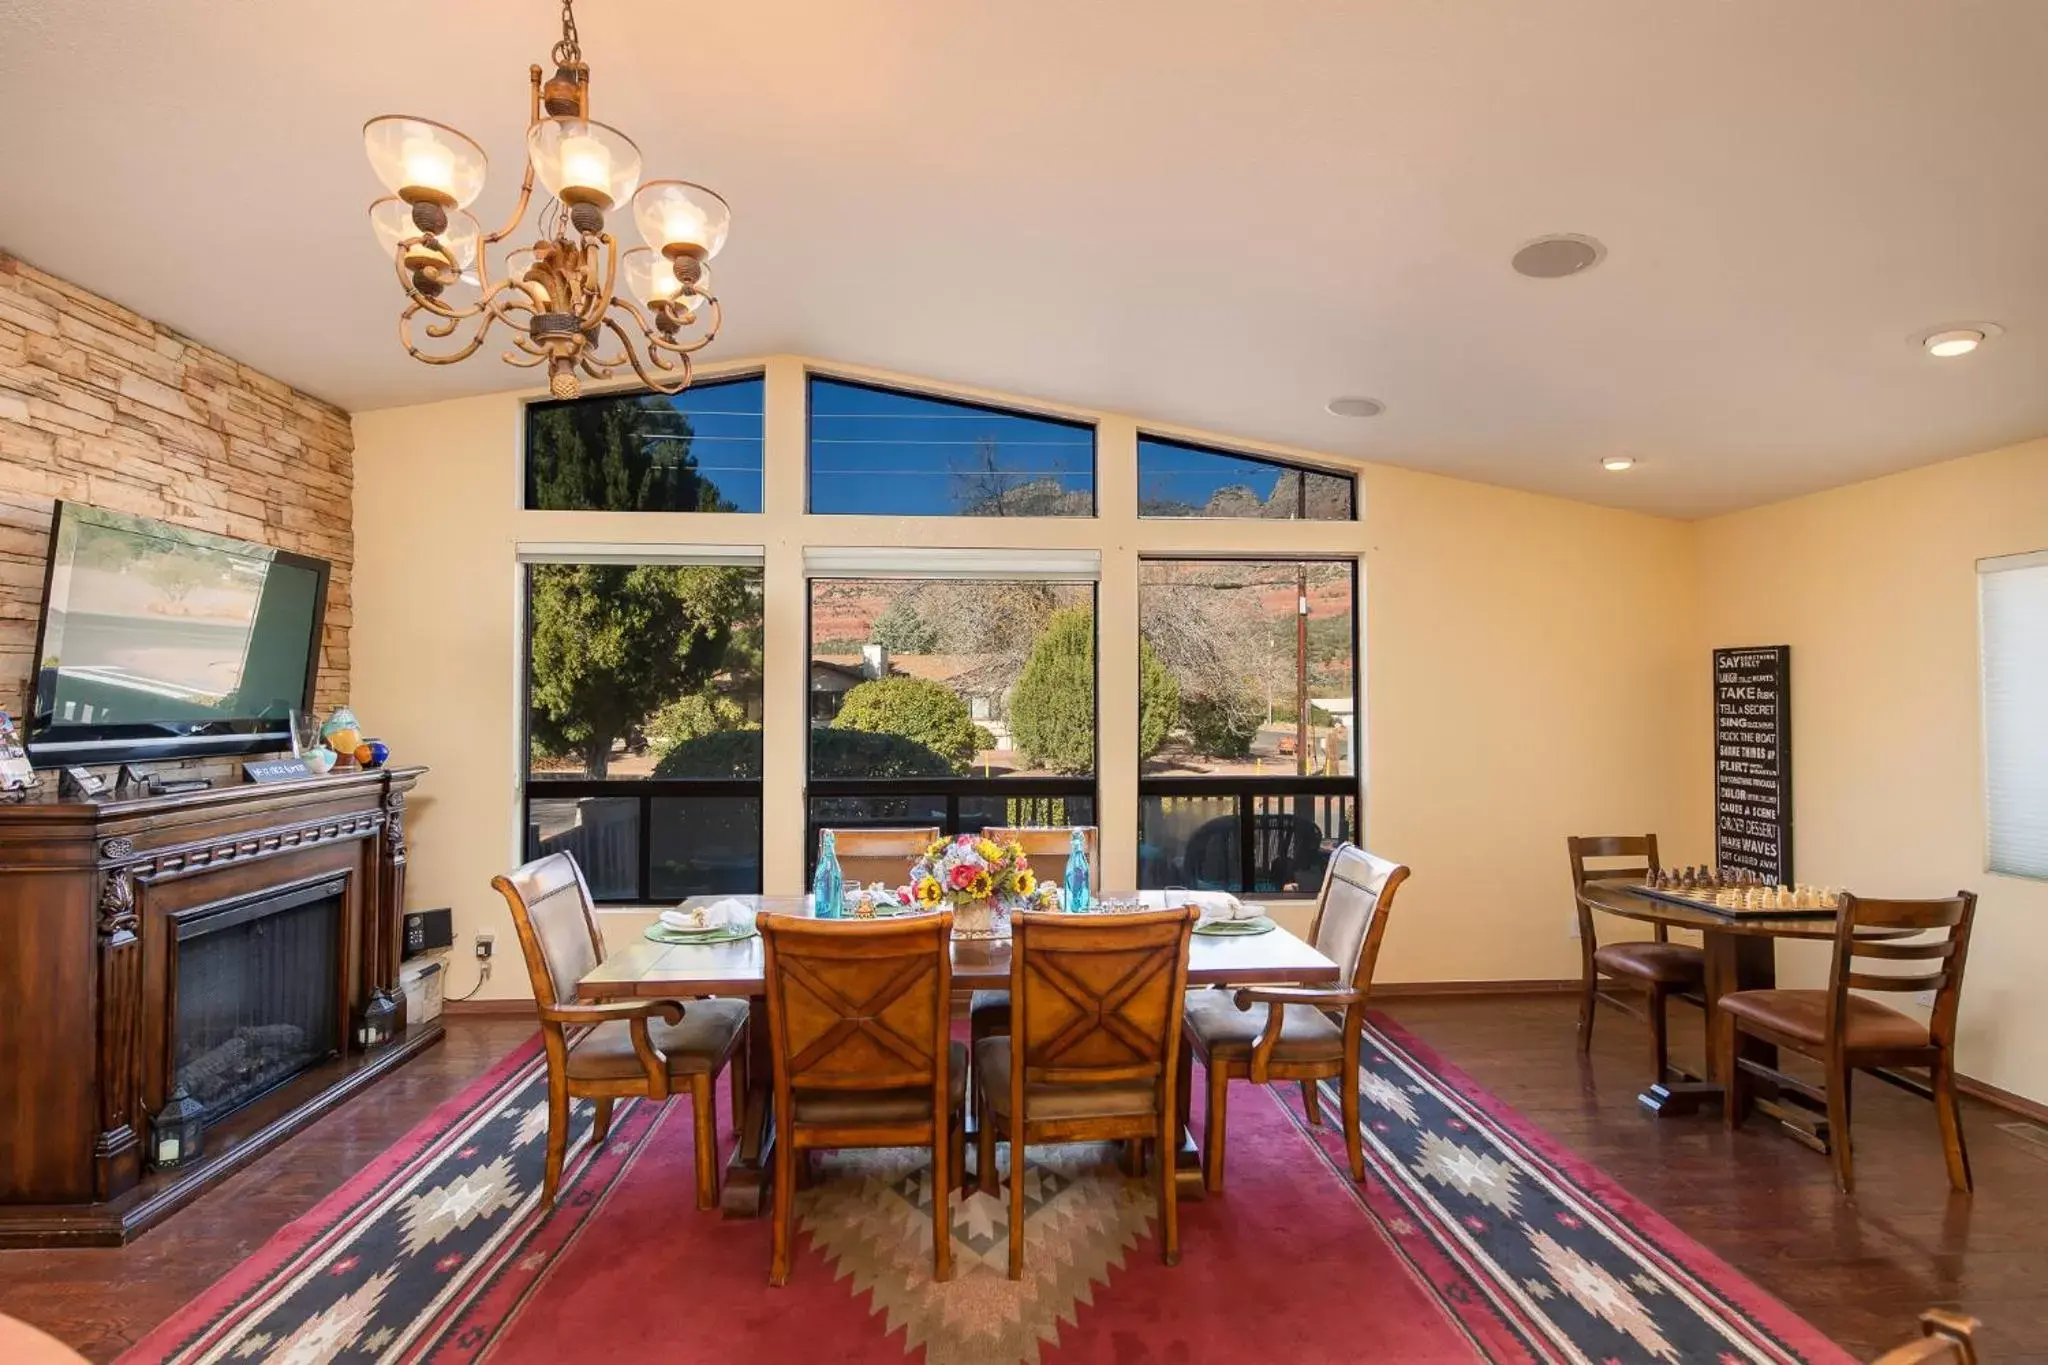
[171,878,345,1127]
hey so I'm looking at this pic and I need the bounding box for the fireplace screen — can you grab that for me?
[172,878,344,1125]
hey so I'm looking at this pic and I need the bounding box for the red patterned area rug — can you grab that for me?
[123,1019,1853,1365]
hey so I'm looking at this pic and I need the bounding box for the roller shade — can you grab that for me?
[1981,549,2048,879]
[516,542,765,567]
[802,547,1100,581]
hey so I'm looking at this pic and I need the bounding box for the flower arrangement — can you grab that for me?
[907,834,1052,935]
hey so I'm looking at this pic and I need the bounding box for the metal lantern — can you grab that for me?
[150,1086,204,1171]
[355,993,401,1050]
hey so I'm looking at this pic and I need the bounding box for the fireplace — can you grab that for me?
[171,877,345,1126]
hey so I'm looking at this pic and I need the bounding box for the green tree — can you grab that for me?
[528,563,753,777]
[526,394,738,512]
[829,676,983,773]
[1009,608,1178,773]
[1182,690,1261,759]
[870,597,939,654]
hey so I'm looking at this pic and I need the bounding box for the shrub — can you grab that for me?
[1182,691,1261,760]
[648,693,747,754]
[810,727,959,778]
[1138,638,1180,759]
[653,727,763,779]
[829,677,982,773]
[1009,608,1178,772]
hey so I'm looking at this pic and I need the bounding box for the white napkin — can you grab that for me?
[1137,889,1251,920]
[659,899,746,931]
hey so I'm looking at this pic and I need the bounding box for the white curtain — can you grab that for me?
[1980,550,2048,879]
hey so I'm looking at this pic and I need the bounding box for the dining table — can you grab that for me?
[578,894,1342,1219]
[1579,877,1860,1152]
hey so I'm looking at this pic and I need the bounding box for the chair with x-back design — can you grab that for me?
[974,904,1197,1278]
[759,909,962,1286]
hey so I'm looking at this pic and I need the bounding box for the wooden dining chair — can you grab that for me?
[1181,843,1409,1189]
[974,904,1196,1278]
[824,826,942,887]
[966,826,1100,1073]
[1568,834,1704,1082]
[760,909,963,1286]
[1868,1309,1981,1365]
[1722,890,1978,1194]
[491,853,749,1208]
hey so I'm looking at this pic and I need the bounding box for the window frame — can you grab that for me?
[520,370,769,515]
[801,573,1101,874]
[516,558,766,905]
[1135,554,1363,895]
[804,372,1100,518]
[1136,432,1358,522]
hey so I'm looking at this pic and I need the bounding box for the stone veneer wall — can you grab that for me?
[0,251,353,777]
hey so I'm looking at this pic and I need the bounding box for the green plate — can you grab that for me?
[1193,915,1277,936]
[643,922,759,946]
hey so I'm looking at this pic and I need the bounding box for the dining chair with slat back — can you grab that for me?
[965,827,1100,1093]
[1181,843,1409,1189]
[1568,834,1704,1084]
[1868,1309,1981,1364]
[1721,890,1979,1193]
[825,826,942,888]
[491,853,749,1208]
[974,905,1197,1278]
[759,909,963,1286]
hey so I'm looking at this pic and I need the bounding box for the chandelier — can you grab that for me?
[363,0,729,399]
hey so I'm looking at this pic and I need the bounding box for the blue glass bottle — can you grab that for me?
[813,831,843,919]
[1063,828,1092,912]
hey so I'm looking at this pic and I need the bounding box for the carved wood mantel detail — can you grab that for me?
[0,766,432,1246]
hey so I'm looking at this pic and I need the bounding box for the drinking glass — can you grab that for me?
[288,709,323,759]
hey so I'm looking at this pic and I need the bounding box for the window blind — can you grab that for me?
[1980,550,2048,879]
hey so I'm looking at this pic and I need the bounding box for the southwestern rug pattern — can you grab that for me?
[123,1019,1852,1365]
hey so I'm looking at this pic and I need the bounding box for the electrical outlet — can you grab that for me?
[475,932,495,961]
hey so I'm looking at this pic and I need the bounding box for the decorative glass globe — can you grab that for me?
[363,116,487,209]
[631,180,731,260]
[369,198,479,273]
[526,117,642,211]
[623,249,711,310]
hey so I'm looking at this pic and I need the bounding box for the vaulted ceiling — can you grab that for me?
[3,0,2044,516]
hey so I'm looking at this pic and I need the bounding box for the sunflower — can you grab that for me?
[1014,868,1037,898]
[975,837,1002,864]
[967,869,994,900]
[925,838,948,861]
[913,876,944,906]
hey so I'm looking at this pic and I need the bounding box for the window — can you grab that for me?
[522,558,764,901]
[808,376,1095,516]
[1138,435,1354,520]
[1982,550,2048,878]
[525,375,765,512]
[1137,559,1358,894]
[805,575,1097,872]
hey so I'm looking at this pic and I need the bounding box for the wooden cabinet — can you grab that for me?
[0,766,438,1246]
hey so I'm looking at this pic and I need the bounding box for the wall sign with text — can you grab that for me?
[1713,645,1792,884]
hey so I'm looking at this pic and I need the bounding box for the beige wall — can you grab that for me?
[1695,437,2048,1104]
[0,254,354,763]
[350,356,1705,999]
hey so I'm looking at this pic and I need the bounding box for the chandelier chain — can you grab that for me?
[552,0,582,65]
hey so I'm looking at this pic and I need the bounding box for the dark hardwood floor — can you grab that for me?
[1,1000,2042,1361]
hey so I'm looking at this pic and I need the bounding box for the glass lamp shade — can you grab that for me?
[369,198,479,273]
[527,117,642,211]
[364,116,487,210]
[622,249,710,309]
[631,180,731,260]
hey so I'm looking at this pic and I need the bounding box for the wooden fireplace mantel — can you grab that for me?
[0,765,439,1247]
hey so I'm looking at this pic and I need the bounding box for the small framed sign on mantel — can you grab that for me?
[1713,645,1792,885]
[243,757,313,784]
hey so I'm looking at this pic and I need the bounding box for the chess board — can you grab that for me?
[1626,882,1833,920]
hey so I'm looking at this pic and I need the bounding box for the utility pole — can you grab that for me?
[1296,564,1309,777]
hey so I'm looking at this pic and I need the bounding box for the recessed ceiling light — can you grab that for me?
[1601,455,1636,472]
[1512,234,1606,279]
[1918,324,2001,358]
[1325,396,1385,418]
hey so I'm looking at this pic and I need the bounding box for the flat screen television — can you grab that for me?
[26,502,330,765]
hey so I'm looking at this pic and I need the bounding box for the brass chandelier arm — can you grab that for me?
[399,301,499,366]
[601,314,694,395]
[574,235,621,332]
[483,66,546,248]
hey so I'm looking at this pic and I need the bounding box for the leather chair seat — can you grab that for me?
[791,1041,968,1124]
[968,989,1011,1029]
[973,1037,1158,1122]
[564,998,749,1081]
[1182,988,1344,1063]
[1719,989,1930,1052]
[1594,940,1705,985]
